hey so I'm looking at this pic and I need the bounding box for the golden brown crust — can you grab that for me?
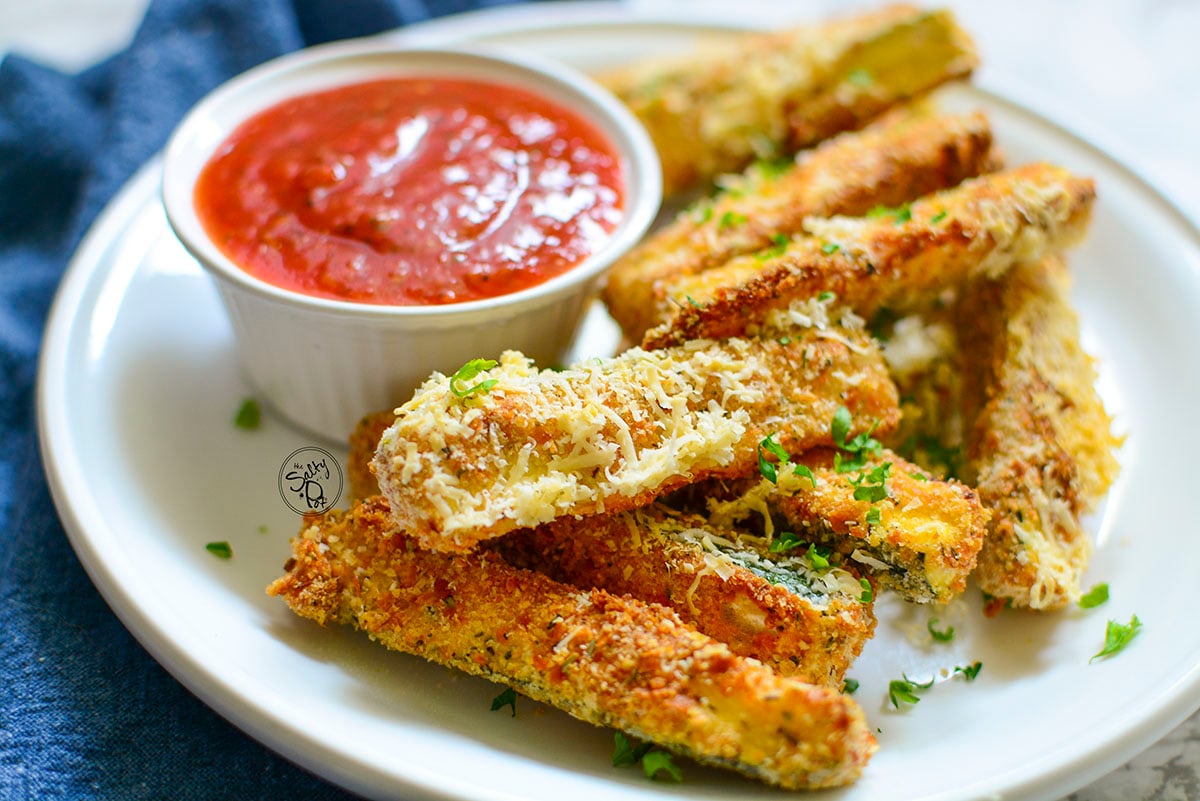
[956,257,1121,609]
[268,497,877,789]
[642,164,1096,350]
[495,503,875,685]
[757,448,988,603]
[602,111,999,341]
[600,5,978,194]
[373,327,899,552]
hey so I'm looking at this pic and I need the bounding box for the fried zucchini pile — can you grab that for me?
[270,4,1120,790]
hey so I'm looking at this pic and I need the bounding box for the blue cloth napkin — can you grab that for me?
[0,1,542,797]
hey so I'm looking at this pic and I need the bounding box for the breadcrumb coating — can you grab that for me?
[601,5,977,194]
[699,448,989,604]
[267,497,877,789]
[495,503,876,685]
[602,110,998,342]
[373,323,898,552]
[956,257,1120,610]
[643,163,1096,349]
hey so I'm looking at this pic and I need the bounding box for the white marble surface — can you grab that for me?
[3,1,1198,800]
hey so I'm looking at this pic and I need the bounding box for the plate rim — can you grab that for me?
[36,5,1200,801]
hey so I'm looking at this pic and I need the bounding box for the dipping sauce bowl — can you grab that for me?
[163,40,661,442]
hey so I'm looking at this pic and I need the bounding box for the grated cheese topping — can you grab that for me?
[373,324,889,549]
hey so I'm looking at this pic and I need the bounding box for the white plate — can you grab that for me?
[37,5,1200,801]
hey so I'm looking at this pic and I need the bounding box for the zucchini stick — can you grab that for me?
[373,314,898,552]
[956,257,1120,610]
[602,111,998,342]
[496,503,875,685]
[268,497,877,789]
[601,5,978,194]
[644,163,1096,349]
[701,447,989,604]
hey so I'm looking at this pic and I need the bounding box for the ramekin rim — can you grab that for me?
[161,38,662,321]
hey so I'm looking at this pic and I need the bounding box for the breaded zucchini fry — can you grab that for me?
[374,317,898,552]
[349,420,874,682]
[956,257,1120,610]
[643,163,1096,349]
[603,111,998,341]
[703,447,988,604]
[601,5,977,194]
[268,497,877,789]
[496,503,875,685]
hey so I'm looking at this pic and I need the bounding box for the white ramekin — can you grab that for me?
[162,40,661,443]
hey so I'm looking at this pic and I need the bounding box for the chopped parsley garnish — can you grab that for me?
[613,733,682,782]
[858,578,873,604]
[831,406,884,469]
[847,68,874,87]
[927,618,955,642]
[718,211,748,230]
[612,732,650,766]
[685,294,703,309]
[1079,583,1109,609]
[888,677,926,708]
[841,677,859,695]
[1091,615,1143,663]
[890,665,981,708]
[850,462,892,503]
[691,203,714,223]
[641,751,683,782]
[866,203,912,225]
[757,434,789,484]
[792,463,817,489]
[930,209,948,224]
[817,290,836,303]
[234,398,261,430]
[954,662,983,681]
[757,433,816,487]
[490,687,517,716]
[820,241,841,255]
[769,530,805,554]
[450,358,499,398]
[205,541,233,559]
[865,506,882,526]
[755,233,790,260]
[805,543,831,572]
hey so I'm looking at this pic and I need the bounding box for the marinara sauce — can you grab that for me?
[194,77,625,306]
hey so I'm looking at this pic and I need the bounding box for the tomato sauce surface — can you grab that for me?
[194,77,625,305]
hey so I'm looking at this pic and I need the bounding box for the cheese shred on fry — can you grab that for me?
[374,320,898,552]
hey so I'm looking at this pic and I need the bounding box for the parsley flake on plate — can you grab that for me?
[233,398,260,430]
[927,618,955,642]
[612,733,683,782]
[1079,583,1109,609]
[1091,615,1143,663]
[205,541,233,559]
[954,662,983,681]
[490,687,517,716]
